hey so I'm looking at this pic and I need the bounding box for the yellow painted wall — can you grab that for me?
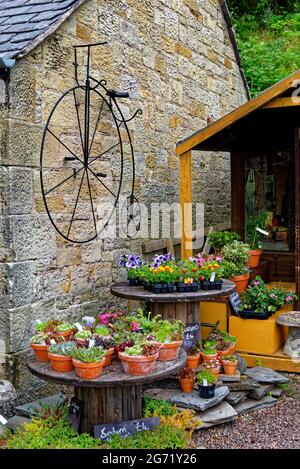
[200,302,228,340]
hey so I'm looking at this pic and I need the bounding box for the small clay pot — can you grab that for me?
[48,353,73,372]
[31,343,49,362]
[221,360,238,376]
[56,330,73,342]
[202,352,218,363]
[230,273,250,293]
[248,249,262,268]
[156,340,183,361]
[186,353,201,370]
[180,377,195,393]
[118,352,159,375]
[72,358,105,379]
[103,347,114,367]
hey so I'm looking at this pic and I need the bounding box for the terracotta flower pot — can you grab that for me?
[118,352,159,375]
[72,358,105,379]
[103,347,114,367]
[208,367,220,382]
[202,352,218,363]
[48,353,73,372]
[56,330,73,342]
[180,378,195,393]
[230,273,250,293]
[248,249,262,268]
[74,338,87,347]
[228,343,236,354]
[186,353,201,369]
[31,343,49,362]
[222,361,238,376]
[156,340,182,361]
[216,349,231,359]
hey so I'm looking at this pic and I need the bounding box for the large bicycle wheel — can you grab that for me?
[40,85,124,243]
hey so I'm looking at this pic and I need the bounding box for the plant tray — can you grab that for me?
[201,280,223,291]
[176,283,199,293]
[151,284,176,294]
[238,309,272,320]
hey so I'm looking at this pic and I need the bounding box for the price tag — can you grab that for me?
[0,415,7,425]
[74,322,83,331]
[210,272,216,282]
[89,339,95,348]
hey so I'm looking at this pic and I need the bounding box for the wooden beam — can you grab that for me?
[180,150,193,259]
[231,151,245,239]
[263,97,300,109]
[176,69,300,155]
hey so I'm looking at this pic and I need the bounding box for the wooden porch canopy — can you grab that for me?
[177,69,300,298]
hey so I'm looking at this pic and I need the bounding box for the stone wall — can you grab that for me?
[0,0,247,401]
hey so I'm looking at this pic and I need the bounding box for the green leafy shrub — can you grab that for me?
[222,241,250,275]
[143,396,176,417]
[208,231,240,251]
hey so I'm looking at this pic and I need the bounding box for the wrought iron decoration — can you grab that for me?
[40,42,142,243]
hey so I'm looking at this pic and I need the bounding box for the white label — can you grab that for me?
[50,339,56,345]
[210,272,216,282]
[36,320,42,324]
[203,378,208,387]
[256,227,269,236]
[74,322,83,331]
[89,339,95,348]
[0,415,7,425]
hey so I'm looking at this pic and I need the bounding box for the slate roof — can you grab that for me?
[0,0,86,59]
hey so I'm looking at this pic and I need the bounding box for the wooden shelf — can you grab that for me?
[238,348,300,373]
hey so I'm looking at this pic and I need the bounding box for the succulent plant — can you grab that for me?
[71,346,105,363]
[178,367,195,380]
[56,323,73,333]
[74,330,91,340]
[48,341,76,356]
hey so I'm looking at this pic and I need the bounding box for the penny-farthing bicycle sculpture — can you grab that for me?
[40,42,142,243]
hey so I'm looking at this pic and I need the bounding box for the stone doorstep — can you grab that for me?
[245,366,289,384]
[233,396,278,414]
[14,392,67,418]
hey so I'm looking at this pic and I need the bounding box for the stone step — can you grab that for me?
[245,367,289,384]
[194,402,238,429]
[169,386,229,412]
[233,396,277,414]
[225,391,247,405]
[14,392,66,418]
[226,377,260,392]
[248,384,274,400]
[219,370,241,382]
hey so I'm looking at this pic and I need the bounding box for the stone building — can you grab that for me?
[0,0,248,404]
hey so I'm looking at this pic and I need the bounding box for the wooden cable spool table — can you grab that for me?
[27,350,186,434]
[111,281,236,327]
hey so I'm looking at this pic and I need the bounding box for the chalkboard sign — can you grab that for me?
[67,397,82,432]
[229,292,242,316]
[183,322,200,350]
[94,417,160,441]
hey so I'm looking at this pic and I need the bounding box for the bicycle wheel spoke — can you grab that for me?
[47,128,85,166]
[88,142,120,166]
[88,98,104,156]
[85,170,97,235]
[67,169,86,238]
[73,88,85,156]
[45,166,84,196]
[87,166,116,198]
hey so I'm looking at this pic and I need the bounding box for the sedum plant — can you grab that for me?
[56,323,73,333]
[48,341,76,356]
[197,371,216,386]
[71,347,105,363]
[222,354,238,362]
[94,325,110,336]
[74,330,91,340]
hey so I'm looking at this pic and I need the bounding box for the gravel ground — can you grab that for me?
[192,373,300,449]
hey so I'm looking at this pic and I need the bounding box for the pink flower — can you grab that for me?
[286,295,293,302]
[98,313,110,324]
[131,321,140,332]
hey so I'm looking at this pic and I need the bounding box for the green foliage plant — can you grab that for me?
[247,211,268,249]
[197,371,216,385]
[208,231,240,251]
[71,347,104,363]
[222,241,250,275]
[48,341,76,356]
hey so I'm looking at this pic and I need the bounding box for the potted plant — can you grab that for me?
[178,367,195,393]
[247,212,268,268]
[71,347,106,379]
[221,354,238,376]
[186,345,201,369]
[119,254,144,286]
[118,341,159,375]
[222,241,250,293]
[48,341,76,372]
[196,256,223,290]
[176,260,200,292]
[201,341,218,363]
[197,371,217,399]
[207,231,240,255]
[200,359,220,381]
[30,333,64,362]
[56,323,74,341]
[93,325,115,367]
[154,320,183,361]
[146,264,177,294]
[74,329,91,346]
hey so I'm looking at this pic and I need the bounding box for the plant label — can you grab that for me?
[74,322,83,331]
[203,379,208,387]
[229,292,242,316]
[88,339,95,348]
[210,272,216,282]
[0,415,7,425]
[50,339,56,345]
[183,322,200,349]
[67,397,82,432]
[36,320,42,324]
[94,417,160,441]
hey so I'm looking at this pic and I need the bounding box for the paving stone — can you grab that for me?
[194,402,238,428]
[237,356,248,374]
[245,367,289,384]
[219,370,240,382]
[233,396,278,414]
[6,415,30,432]
[271,386,283,398]
[170,386,229,412]
[15,392,66,417]
[225,391,247,405]
[226,378,260,392]
[143,388,181,402]
[248,384,274,400]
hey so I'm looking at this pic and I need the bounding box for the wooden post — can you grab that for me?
[295,129,300,309]
[180,150,193,258]
[231,151,245,239]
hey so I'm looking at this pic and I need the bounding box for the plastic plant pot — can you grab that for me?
[177,283,186,293]
[167,284,176,293]
[198,384,216,399]
[152,284,163,294]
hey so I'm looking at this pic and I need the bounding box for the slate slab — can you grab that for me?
[245,367,289,384]
[248,384,274,400]
[219,371,240,382]
[226,378,260,392]
[170,386,229,412]
[225,391,247,405]
[0,380,16,404]
[233,396,277,414]
[237,356,248,374]
[15,392,66,417]
[6,415,31,432]
[143,388,181,402]
[194,402,238,429]
[271,387,283,398]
